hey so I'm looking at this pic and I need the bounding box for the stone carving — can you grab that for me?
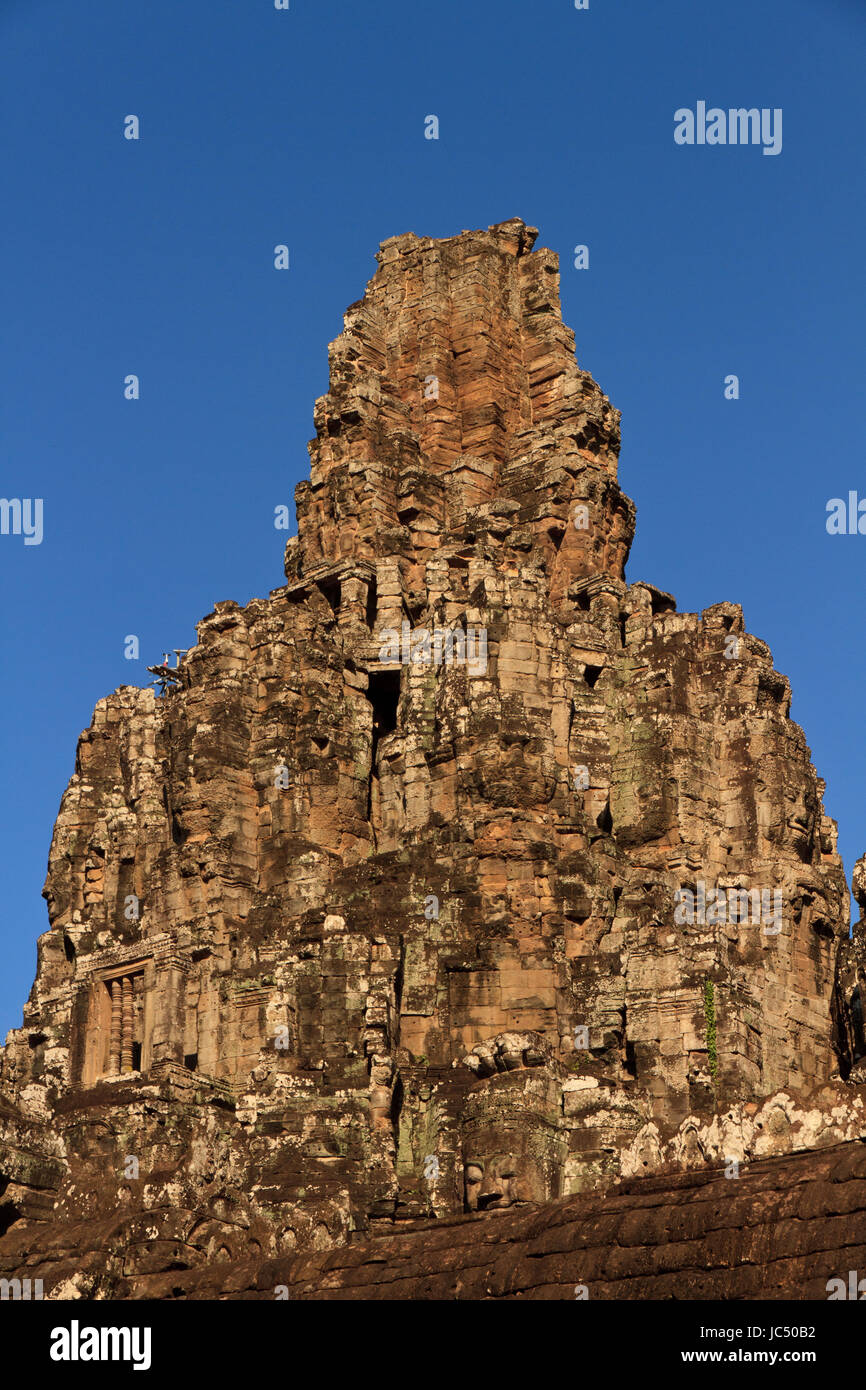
[463,1155,525,1211]
[462,1032,550,1077]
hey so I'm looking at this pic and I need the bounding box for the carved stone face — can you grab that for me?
[463,1162,484,1210]
[458,1067,565,1214]
[463,1152,527,1211]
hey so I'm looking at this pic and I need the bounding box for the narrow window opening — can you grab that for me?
[184,1053,198,1072]
[620,1008,637,1079]
[318,579,340,616]
[365,580,378,630]
[367,670,400,738]
[365,670,401,825]
[117,858,136,915]
[585,665,603,689]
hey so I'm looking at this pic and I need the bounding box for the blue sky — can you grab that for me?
[1,0,864,1038]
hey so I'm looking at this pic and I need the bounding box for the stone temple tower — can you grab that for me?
[0,220,854,1294]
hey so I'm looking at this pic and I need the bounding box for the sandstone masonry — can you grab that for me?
[1,219,865,1297]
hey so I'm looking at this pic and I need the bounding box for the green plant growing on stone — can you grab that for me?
[704,980,718,1080]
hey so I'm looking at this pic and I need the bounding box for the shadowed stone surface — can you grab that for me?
[248,1139,866,1302]
[4,1138,864,1300]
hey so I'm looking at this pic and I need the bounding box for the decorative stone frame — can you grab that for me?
[72,936,192,1088]
[80,958,153,1086]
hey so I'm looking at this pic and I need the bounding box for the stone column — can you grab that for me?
[339,575,368,628]
[149,958,187,1070]
[374,558,403,636]
[121,974,134,1072]
[109,978,122,1076]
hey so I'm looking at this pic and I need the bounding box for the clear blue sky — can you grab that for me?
[2,0,864,1039]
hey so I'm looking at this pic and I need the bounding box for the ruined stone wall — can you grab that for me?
[4,1134,866,1301]
[245,1139,866,1303]
[0,220,860,1289]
